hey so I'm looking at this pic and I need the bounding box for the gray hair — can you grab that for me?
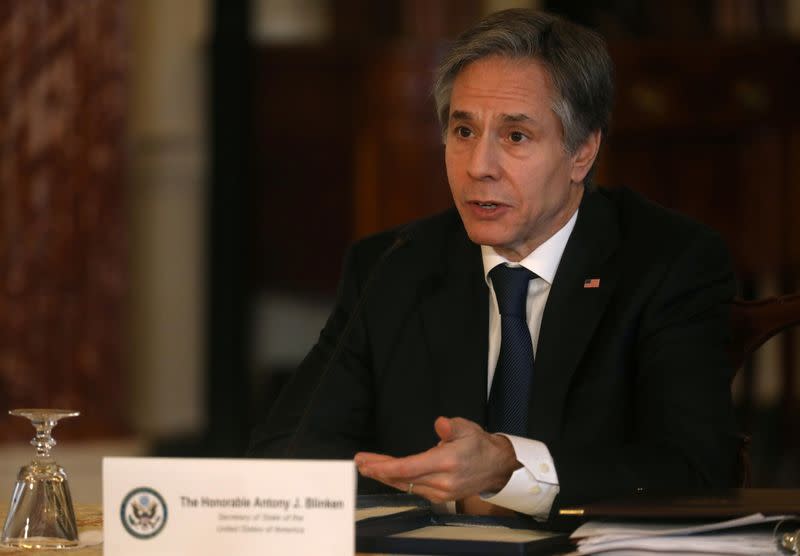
[433,9,613,156]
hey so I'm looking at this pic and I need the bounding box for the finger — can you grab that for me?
[361,461,468,501]
[354,452,394,466]
[402,483,452,504]
[379,478,453,504]
[359,446,451,480]
[357,470,424,493]
[355,453,396,478]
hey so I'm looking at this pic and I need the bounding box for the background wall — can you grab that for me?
[0,0,128,440]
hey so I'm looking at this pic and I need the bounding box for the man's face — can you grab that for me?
[445,55,596,261]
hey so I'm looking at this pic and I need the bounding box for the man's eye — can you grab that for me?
[509,131,526,143]
[455,126,472,138]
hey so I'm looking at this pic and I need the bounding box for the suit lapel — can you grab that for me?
[419,222,489,426]
[528,189,620,444]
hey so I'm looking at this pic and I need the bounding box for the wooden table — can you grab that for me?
[1,505,572,555]
[0,504,102,555]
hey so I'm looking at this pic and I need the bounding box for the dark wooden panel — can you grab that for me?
[784,129,800,272]
[601,40,800,277]
[598,128,786,277]
[355,43,450,238]
[332,0,482,42]
[609,41,800,132]
[251,46,362,291]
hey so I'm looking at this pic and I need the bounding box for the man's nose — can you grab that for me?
[467,136,501,181]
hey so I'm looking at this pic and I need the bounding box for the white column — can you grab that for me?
[128,0,208,436]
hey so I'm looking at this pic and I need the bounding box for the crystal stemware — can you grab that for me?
[1,409,80,549]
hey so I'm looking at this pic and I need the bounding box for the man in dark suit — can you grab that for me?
[248,9,738,519]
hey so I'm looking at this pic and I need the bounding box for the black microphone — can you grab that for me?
[283,224,415,458]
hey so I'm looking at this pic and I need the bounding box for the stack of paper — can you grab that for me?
[571,513,797,555]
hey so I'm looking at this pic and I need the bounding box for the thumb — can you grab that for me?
[434,416,455,443]
[435,416,476,443]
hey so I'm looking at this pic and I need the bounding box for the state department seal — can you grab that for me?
[120,487,168,539]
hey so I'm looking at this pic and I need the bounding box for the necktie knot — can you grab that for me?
[490,265,535,318]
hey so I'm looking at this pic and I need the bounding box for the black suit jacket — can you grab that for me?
[249,186,739,514]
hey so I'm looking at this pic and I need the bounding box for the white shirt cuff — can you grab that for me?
[481,434,559,518]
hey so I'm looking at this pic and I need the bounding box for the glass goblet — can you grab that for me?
[1,409,80,549]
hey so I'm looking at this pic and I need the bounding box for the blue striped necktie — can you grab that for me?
[487,265,536,436]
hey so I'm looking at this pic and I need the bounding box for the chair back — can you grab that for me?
[730,293,800,370]
[729,293,800,487]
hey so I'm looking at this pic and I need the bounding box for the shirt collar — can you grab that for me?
[481,208,578,286]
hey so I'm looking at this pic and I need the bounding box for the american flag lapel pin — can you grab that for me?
[583,278,601,289]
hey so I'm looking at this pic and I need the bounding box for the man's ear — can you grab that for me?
[570,130,602,183]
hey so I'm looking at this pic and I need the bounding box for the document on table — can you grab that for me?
[392,524,561,543]
[355,506,421,521]
[571,512,798,555]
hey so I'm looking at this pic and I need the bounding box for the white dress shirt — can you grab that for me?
[479,208,578,518]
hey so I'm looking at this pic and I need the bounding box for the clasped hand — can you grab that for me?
[355,416,520,504]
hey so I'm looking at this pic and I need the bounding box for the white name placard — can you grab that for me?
[103,457,355,555]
